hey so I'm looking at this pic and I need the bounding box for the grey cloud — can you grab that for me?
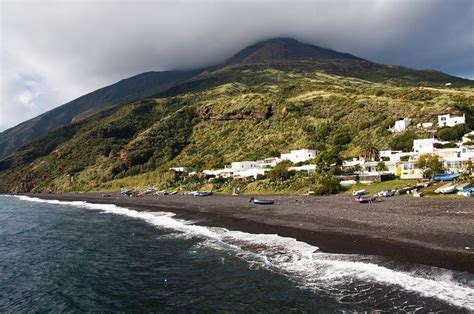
[1,0,473,131]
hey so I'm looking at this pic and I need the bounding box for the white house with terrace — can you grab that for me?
[280,149,317,163]
[437,113,466,127]
[389,118,411,133]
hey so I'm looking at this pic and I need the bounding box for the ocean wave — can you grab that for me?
[11,195,474,310]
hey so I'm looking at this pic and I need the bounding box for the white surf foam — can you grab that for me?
[11,195,474,310]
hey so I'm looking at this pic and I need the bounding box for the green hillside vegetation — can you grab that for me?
[0,69,203,159]
[0,64,473,193]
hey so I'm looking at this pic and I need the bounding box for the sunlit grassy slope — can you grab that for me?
[0,64,473,193]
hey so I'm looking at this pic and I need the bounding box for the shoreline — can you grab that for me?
[18,192,474,273]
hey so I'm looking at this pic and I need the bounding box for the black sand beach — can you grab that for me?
[23,192,474,272]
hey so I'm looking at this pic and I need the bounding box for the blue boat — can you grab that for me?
[457,187,474,197]
[434,173,460,181]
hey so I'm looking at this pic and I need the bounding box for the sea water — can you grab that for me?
[0,195,472,312]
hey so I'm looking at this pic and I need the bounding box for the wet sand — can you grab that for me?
[22,192,474,272]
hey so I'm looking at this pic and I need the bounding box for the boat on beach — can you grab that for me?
[120,189,133,195]
[196,191,213,197]
[355,195,378,203]
[249,197,275,205]
[434,173,460,181]
[435,184,456,194]
[142,189,156,195]
[457,187,474,197]
[378,190,396,197]
[352,189,366,196]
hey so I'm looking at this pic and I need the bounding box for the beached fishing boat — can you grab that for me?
[434,173,460,181]
[455,182,471,191]
[120,189,132,195]
[251,198,275,205]
[355,195,377,203]
[352,189,366,196]
[196,191,213,197]
[457,187,474,197]
[438,185,456,194]
[378,190,396,197]
[142,189,156,195]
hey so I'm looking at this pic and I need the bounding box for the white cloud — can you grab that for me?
[0,0,472,131]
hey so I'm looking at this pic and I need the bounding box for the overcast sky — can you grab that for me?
[1,0,473,131]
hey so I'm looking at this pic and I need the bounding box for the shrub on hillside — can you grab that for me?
[315,146,343,166]
[390,130,416,152]
[266,160,294,182]
[332,131,351,145]
[441,142,458,148]
[437,124,468,141]
[311,172,342,195]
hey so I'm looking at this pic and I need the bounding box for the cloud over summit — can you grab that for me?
[1,0,473,131]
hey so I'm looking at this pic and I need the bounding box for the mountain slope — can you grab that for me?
[1,38,473,193]
[224,38,362,65]
[0,69,203,159]
[1,64,472,193]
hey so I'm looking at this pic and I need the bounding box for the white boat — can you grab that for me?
[439,185,455,194]
[340,180,357,186]
[355,195,377,203]
[352,189,366,196]
[196,191,213,197]
[378,190,396,197]
[249,197,274,205]
[120,189,132,195]
[142,189,156,195]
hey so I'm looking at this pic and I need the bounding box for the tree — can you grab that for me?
[390,130,416,152]
[266,160,294,182]
[360,142,380,161]
[376,161,388,172]
[414,154,444,180]
[461,160,473,180]
[437,128,458,141]
[332,130,351,145]
[314,146,343,167]
[311,171,342,195]
[437,124,469,141]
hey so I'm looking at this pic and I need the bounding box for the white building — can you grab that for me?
[438,114,466,127]
[380,150,404,161]
[288,164,317,174]
[169,167,188,173]
[203,161,269,180]
[230,161,259,171]
[202,168,233,178]
[434,144,474,172]
[390,119,411,133]
[234,168,268,179]
[413,138,444,153]
[256,157,281,168]
[280,149,317,164]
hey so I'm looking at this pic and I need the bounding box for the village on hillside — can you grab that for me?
[167,113,474,196]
